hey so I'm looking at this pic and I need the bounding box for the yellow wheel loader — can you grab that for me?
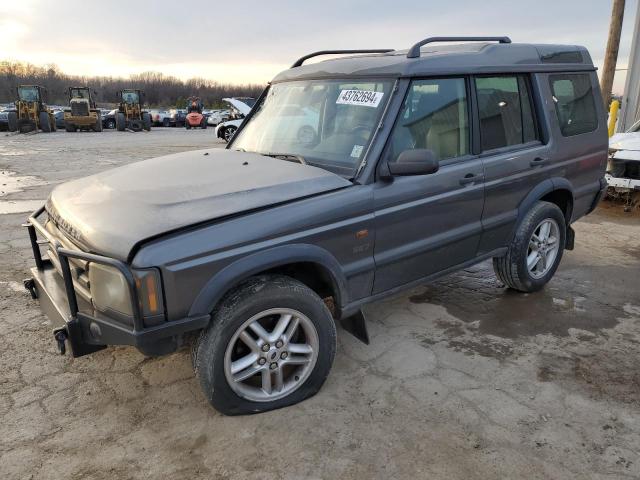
[115,89,151,132]
[63,87,102,132]
[7,85,56,134]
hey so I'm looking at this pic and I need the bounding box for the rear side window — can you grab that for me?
[549,74,598,136]
[475,75,539,151]
[387,78,469,162]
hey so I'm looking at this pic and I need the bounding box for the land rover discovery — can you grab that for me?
[24,36,608,414]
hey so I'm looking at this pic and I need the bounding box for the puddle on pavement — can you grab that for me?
[0,171,46,215]
[408,262,632,341]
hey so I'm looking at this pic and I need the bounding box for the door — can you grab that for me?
[474,74,552,254]
[372,77,485,294]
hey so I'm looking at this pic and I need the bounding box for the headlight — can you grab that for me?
[88,263,133,316]
[88,264,163,320]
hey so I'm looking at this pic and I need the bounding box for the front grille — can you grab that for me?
[71,102,90,116]
[44,218,92,302]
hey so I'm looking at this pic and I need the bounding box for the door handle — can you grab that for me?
[459,173,484,186]
[530,157,549,167]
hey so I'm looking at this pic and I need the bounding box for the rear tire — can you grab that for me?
[106,119,116,129]
[7,111,17,132]
[195,275,336,415]
[163,117,170,127]
[94,115,103,132]
[116,112,126,131]
[185,122,191,129]
[201,118,207,129]
[39,111,51,132]
[493,201,566,292]
[64,122,76,132]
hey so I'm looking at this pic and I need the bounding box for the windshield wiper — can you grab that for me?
[260,153,307,165]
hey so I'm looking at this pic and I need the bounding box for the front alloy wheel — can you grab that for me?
[195,275,336,415]
[224,308,318,402]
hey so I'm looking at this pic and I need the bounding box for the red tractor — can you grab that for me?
[185,96,207,129]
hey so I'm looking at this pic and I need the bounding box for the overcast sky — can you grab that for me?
[1,0,638,93]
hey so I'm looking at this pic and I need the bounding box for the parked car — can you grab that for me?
[606,124,640,209]
[148,109,171,127]
[168,109,186,127]
[23,37,607,416]
[101,109,117,129]
[207,109,231,126]
[53,110,65,130]
[215,98,254,142]
[0,109,11,131]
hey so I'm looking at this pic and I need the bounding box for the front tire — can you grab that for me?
[493,201,566,292]
[39,111,51,132]
[142,113,151,131]
[116,112,126,131]
[195,275,336,415]
[223,125,237,143]
[8,111,18,132]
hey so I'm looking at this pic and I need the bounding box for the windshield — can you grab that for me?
[232,79,393,176]
[70,88,89,99]
[122,91,139,104]
[18,86,40,102]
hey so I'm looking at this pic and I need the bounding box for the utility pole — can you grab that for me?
[600,0,626,109]
[618,0,640,132]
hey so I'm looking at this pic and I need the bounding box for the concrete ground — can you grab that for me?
[0,128,639,480]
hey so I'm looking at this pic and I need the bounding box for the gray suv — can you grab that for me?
[24,37,607,414]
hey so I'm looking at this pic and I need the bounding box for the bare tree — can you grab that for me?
[0,61,265,108]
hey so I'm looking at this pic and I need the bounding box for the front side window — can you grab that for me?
[475,75,538,151]
[232,79,393,176]
[387,78,469,162]
[549,73,598,136]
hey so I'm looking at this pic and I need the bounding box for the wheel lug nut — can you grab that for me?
[276,340,283,348]
[258,358,266,365]
[281,352,288,360]
[270,362,278,370]
[261,344,270,352]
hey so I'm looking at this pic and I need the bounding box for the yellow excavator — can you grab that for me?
[7,85,56,134]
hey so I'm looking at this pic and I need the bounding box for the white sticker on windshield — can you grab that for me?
[351,145,364,158]
[336,90,384,108]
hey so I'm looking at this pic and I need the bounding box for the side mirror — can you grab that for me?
[387,149,439,176]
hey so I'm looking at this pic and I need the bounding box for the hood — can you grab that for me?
[223,97,252,116]
[47,149,351,260]
[610,132,640,152]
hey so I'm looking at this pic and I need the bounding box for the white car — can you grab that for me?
[607,126,640,209]
[207,109,230,126]
[148,109,171,127]
[215,98,254,142]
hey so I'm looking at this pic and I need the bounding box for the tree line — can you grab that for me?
[0,61,265,108]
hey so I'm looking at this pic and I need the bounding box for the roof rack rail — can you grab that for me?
[406,36,511,59]
[291,49,394,68]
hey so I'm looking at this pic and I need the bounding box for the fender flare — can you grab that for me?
[516,178,574,224]
[188,243,349,318]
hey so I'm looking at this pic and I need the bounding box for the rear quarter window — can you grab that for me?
[549,73,598,136]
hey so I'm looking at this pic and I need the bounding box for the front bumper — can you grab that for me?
[24,206,209,357]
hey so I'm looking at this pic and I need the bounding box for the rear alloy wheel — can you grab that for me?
[493,201,566,292]
[195,275,336,415]
[223,126,237,142]
[106,119,116,129]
